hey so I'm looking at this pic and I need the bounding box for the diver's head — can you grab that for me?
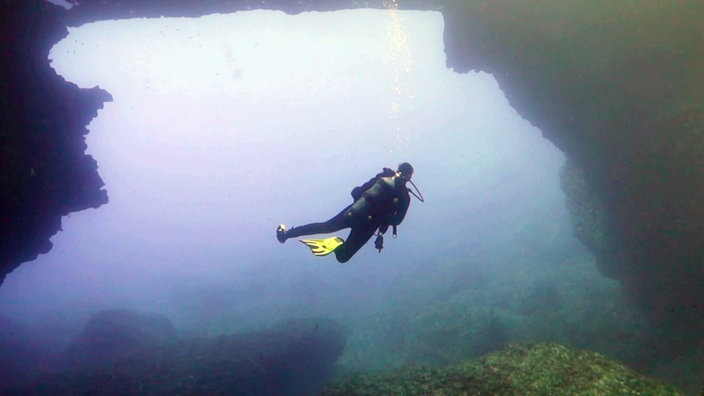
[396,162,414,181]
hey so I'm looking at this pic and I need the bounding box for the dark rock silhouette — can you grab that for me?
[64,309,177,371]
[0,1,110,285]
[28,317,346,396]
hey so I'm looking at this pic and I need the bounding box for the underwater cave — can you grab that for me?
[2,1,703,394]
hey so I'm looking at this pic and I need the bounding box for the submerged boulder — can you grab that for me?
[64,309,177,371]
[30,317,346,396]
[322,343,682,395]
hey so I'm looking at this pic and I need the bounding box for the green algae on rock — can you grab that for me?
[322,343,683,396]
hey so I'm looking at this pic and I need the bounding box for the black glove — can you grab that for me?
[374,234,384,253]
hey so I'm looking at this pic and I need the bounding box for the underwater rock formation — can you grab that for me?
[559,160,619,277]
[322,343,683,395]
[2,0,703,362]
[64,309,177,371]
[27,317,346,396]
[0,1,110,285]
[440,0,704,350]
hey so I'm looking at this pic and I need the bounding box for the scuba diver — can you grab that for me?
[276,162,423,263]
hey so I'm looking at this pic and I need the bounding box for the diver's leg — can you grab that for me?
[333,225,378,263]
[280,205,352,241]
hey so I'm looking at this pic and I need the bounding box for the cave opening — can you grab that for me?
[2,6,621,383]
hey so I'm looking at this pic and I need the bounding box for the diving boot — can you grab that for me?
[276,224,288,243]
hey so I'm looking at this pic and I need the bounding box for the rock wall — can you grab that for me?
[1,0,703,355]
[441,0,704,351]
[0,1,110,285]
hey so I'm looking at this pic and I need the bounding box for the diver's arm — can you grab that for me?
[387,189,411,226]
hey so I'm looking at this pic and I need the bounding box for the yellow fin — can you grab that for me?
[299,237,344,256]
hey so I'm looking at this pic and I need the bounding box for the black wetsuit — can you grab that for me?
[284,168,412,263]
